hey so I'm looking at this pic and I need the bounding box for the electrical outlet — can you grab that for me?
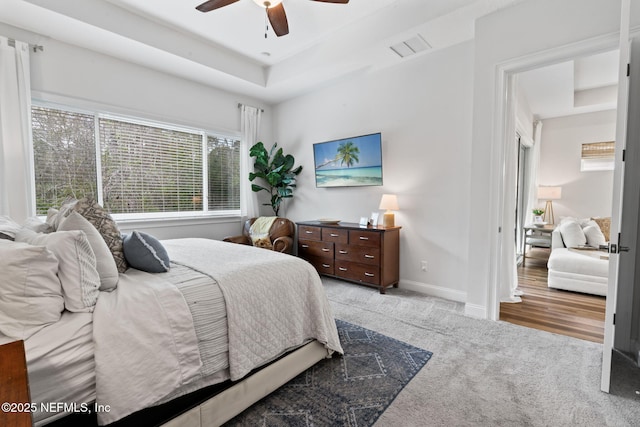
[421,261,428,272]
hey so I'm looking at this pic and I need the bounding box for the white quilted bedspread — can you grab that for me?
[163,238,343,380]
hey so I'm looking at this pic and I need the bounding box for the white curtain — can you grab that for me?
[0,37,33,223]
[499,74,521,303]
[239,104,262,218]
[523,120,543,226]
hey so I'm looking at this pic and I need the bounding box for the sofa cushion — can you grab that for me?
[583,225,606,248]
[591,217,611,242]
[548,248,608,278]
[558,221,586,248]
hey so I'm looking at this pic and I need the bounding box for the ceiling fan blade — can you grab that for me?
[195,0,240,13]
[310,0,349,3]
[267,3,289,37]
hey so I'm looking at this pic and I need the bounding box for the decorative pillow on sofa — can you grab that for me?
[583,225,606,248]
[559,220,587,248]
[123,231,170,273]
[58,211,119,291]
[0,240,65,340]
[16,228,101,313]
[591,217,611,242]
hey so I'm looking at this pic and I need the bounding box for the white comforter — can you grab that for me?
[93,238,342,425]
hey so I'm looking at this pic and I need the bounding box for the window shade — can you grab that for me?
[31,106,98,215]
[581,141,615,159]
[99,118,203,214]
[207,135,241,210]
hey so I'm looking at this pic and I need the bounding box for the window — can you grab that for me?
[581,141,615,172]
[31,104,241,218]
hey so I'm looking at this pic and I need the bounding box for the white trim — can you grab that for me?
[399,279,466,303]
[486,33,621,321]
[464,303,486,319]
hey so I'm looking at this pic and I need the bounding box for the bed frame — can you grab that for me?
[162,341,328,427]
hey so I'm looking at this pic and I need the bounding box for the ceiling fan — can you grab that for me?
[195,0,349,37]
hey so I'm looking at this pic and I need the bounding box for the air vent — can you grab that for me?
[390,35,431,58]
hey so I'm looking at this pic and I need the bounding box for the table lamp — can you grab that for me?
[379,194,399,227]
[537,186,562,225]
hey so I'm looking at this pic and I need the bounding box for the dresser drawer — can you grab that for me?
[299,225,322,241]
[305,256,335,275]
[321,228,348,244]
[298,240,334,258]
[335,244,380,266]
[335,260,380,285]
[348,230,381,247]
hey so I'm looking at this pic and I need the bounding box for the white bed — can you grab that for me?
[1,237,343,426]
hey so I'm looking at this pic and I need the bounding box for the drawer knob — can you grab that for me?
[322,264,331,268]
[364,254,374,259]
[322,248,330,252]
[301,244,309,248]
[339,267,348,271]
[359,236,369,240]
[330,233,339,237]
[305,230,313,234]
[364,272,375,277]
[339,250,348,254]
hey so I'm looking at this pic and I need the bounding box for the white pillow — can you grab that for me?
[58,211,119,291]
[16,229,100,313]
[0,240,64,340]
[0,215,21,239]
[583,225,606,248]
[559,221,587,248]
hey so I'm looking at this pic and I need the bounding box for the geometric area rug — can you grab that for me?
[225,319,433,426]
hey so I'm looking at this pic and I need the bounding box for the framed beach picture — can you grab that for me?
[313,132,383,188]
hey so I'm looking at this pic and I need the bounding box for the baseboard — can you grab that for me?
[464,303,486,319]
[399,279,466,303]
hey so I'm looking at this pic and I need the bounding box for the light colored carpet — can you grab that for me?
[321,278,640,426]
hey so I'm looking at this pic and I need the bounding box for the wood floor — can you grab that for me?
[499,248,606,343]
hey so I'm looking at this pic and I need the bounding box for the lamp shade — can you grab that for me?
[537,186,562,200]
[379,194,399,211]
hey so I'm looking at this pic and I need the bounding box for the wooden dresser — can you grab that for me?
[0,340,32,427]
[297,221,400,294]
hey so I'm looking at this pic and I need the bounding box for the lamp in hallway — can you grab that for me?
[379,194,399,228]
[537,186,562,225]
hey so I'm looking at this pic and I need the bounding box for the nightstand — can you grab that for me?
[0,340,32,427]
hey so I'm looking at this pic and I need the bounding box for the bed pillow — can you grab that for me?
[583,225,607,248]
[0,215,21,240]
[559,220,587,248]
[0,240,64,340]
[58,211,119,291]
[22,216,54,233]
[16,229,100,313]
[65,197,129,273]
[123,231,170,273]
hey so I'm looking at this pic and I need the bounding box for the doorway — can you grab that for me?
[498,48,619,342]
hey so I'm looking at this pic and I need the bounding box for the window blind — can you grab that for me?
[581,141,615,159]
[31,104,241,217]
[31,106,98,215]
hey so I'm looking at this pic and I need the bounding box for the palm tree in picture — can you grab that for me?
[337,141,360,168]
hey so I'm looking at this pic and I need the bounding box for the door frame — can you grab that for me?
[487,33,622,321]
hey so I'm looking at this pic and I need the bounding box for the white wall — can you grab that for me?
[1,26,273,239]
[273,41,474,301]
[468,0,631,318]
[538,110,616,220]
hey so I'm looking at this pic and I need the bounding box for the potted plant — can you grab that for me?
[249,142,303,216]
[532,208,545,223]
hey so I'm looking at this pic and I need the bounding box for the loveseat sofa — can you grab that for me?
[546,219,609,297]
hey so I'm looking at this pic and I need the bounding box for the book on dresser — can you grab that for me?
[296,221,401,294]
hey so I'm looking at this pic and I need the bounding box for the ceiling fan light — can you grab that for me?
[252,0,283,8]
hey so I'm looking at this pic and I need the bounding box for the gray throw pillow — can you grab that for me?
[123,231,170,273]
